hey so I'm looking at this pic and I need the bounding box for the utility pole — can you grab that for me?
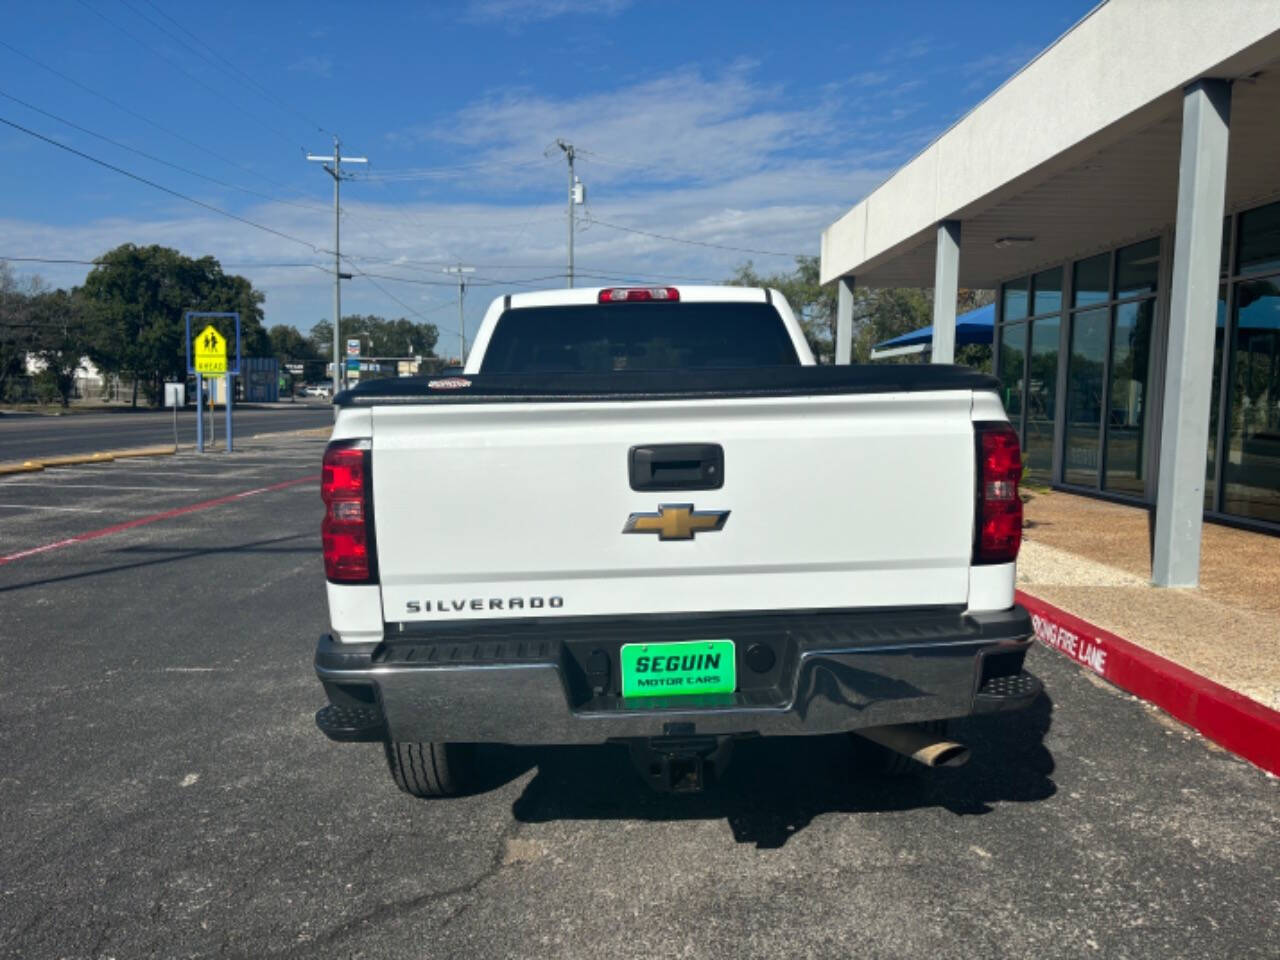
[307,137,367,396]
[555,139,584,288]
[443,264,475,364]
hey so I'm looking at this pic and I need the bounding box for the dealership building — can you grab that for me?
[821,0,1280,586]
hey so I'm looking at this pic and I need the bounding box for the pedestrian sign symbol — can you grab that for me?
[194,324,227,374]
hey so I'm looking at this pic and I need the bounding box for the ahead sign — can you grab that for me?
[194,324,227,374]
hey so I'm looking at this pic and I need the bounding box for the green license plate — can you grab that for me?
[619,639,736,698]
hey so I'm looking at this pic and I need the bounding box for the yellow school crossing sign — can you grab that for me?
[193,324,227,374]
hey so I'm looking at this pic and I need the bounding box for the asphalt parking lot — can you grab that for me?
[1,436,1276,959]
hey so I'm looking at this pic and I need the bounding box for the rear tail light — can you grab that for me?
[322,442,377,583]
[973,421,1022,565]
[598,286,679,303]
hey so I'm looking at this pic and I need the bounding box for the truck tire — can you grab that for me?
[384,741,469,797]
[851,720,950,777]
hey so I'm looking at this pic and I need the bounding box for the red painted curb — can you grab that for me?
[1017,589,1280,777]
[0,474,319,565]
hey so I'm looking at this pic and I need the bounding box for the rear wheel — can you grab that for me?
[384,741,470,797]
[850,720,949,776]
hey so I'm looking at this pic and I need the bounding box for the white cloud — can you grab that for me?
[2,62,922,340]
[464,0,632,25]
[393,62,895,194]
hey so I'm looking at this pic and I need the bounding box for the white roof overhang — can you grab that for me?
[819,0,1280,289]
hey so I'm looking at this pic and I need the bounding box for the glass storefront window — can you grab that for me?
[1206,290,1225,510]
[1115,238,1160,299]
[1064,307,1108,486]
[1025,316,1059,483]
[1237,201,1280,276]
[1073,253,1110,307]
[1002,278,1029,322]
[1032,267,1063,316]
[1222,277,1280,523]
[999,321,1027,422]
[1104,299,1155,493]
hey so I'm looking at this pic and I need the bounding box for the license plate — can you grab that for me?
[619,639,736,698]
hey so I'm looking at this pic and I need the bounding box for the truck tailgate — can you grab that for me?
[371,390,976,622]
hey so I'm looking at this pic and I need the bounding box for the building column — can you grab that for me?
[931,220,961,364]
[1152,79,1232,588]
[835,275,855,364]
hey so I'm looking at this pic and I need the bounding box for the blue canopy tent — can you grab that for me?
[869,303,996,359]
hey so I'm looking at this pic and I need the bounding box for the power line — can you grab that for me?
[581,214,807,259]
[72,0,303,149]
[136,0,333,137]
[348,157,548,182]
[2,257,727,289]
[342,258,461,339]
[0,89,332,215]
[0,38,304,194]
[339,203,562,232]
[333,252,724,281]
[0,115,324,253]
[0,256,328,270]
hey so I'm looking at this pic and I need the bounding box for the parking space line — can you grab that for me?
[0,482,201,492]
[49,469,273,479]
[0,474,318,565]
[0,503,106,512]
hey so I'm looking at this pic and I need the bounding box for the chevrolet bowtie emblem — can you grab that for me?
[622,504,730,541]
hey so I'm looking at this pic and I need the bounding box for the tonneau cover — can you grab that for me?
[335,364,998,407]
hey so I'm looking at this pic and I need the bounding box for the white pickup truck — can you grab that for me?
[314,285,1039,794]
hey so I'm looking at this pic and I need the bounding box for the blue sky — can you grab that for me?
[1,0,1096,357]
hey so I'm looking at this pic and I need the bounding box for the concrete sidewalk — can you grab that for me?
[1017,490,1280,712]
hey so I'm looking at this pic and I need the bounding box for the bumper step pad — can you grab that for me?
[316,703,385,742]
[974,670,1043,713]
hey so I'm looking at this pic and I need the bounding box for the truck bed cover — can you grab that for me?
[334,365,999,407]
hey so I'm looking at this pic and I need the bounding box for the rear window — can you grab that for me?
[478,302,800,374]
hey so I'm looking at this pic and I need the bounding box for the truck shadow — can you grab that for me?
[485,693,1055,849]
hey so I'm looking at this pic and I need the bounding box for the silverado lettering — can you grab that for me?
[405,596,564,614]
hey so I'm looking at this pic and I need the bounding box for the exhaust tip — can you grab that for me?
[857,724,971,769]
[924,743,970,768]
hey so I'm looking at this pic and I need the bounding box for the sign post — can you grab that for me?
[225,370,233,452]
[164,382,185,449]
[186,312,241,454]
[195,373,204,452]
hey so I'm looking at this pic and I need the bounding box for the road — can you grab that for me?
[0,441,1276,959]
[0,404,332,461]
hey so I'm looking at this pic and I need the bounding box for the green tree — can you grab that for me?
[729,258,994,367]
[851,288,934,363]
[0,262,41,400]
[79,244,268,406]
[29,288,91,407]
[268,324,318,363]
[308,319,333,359]
[337,314,439,358]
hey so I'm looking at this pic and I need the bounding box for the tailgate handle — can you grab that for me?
[629,444,723,491]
